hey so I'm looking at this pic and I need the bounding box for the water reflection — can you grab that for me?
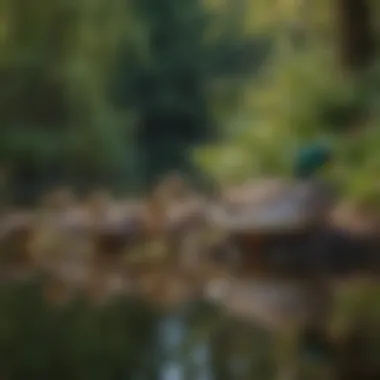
[159,305,213,380]
[160,314,185,380]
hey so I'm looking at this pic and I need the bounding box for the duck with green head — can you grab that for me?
[210,142,335,236]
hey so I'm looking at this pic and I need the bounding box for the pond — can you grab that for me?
[1,272,377,379]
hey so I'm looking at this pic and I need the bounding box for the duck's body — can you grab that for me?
[206,144,335,278]
[210,178,333,234]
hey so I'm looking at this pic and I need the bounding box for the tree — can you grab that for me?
[0,0,132,201]
[112,0,271,186]
[335,0,375,72]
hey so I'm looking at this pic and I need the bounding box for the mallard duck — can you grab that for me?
[206,143,335,277]
[210,144,333,233]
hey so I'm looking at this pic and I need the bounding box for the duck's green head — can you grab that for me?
[294,144,332,179]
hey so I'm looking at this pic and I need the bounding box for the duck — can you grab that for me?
[206,143,335,278]
[210,143,333,231]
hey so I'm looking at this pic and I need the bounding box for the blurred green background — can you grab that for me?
[0,0,378,205]
[0,1,380,379]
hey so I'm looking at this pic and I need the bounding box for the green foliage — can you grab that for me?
[0,0,134,192]
[111,0,272,185]
[194,49,340,184]
[0,0,274,195]
[194,1,380,206]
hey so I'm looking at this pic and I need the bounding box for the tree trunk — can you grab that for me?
[335,0,375,71]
